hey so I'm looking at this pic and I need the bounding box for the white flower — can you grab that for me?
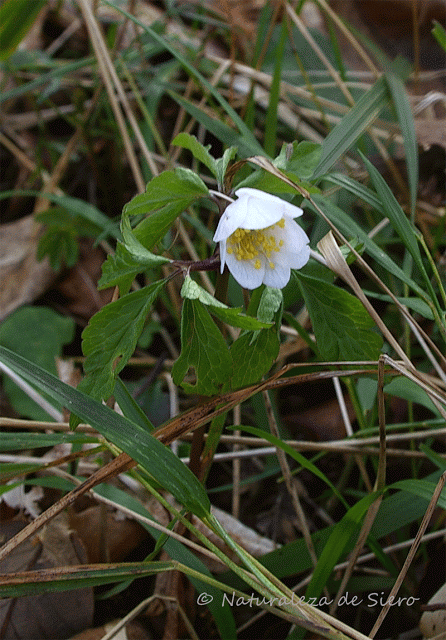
[213,188,310,289]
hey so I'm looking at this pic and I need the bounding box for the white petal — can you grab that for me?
[263,263,291,288]
[273,219,310,269]
[224,251,265,289]
[219,239,227,273]
[235,188,304,219]
[213,205,244,241]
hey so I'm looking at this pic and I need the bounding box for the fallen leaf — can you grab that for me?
[0,216,55,322]
[0,515,94,640]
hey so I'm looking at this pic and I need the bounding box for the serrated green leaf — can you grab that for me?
[98,242,147,295]
[0,307,74,420]
[172,132,217,176]
[0,347,211,518]
[171,298,232,395]
[180,276,227,308]
[229,326,280,390]
[296,273,383,360]
[121,215,171,266]
[37,226,79,270]
[181,277,271,330]
[80,281,165,401]
[124,168,208,250]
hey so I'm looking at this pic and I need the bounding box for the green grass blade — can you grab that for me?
[0,347,211,518]
[233,425,349,508]
[359,152,439,308]
[312,75,390,179]
[385,72,418,218]
[103,0,264,155]
[304,491,381,600]
[95,483,237,640]
[432,20,446,51]
[264,19,287,157]
[0,562,175,598]
[309,193,428,300]
[0,190,120,239]
[169,90,264,156]
[0,0,47,60]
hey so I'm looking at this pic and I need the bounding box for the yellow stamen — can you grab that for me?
[226,218,285,268]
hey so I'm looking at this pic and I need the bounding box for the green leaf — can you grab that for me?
[214,146,238,187]
[296,273,383,360]
[169,91,265,158]
[362,291,434,320]
[172,133,217,177]
[0,0,47,60]
[385,72,418,217]
[124,168,208,249]
[0,347,211,518]
[0,190,119,239]
[257,286,283,324]
[36,225,79,271]
[432,20,446,51]
[0,307,74,420]
[95,484,237,640]
[98,242,149,295]
[264,18,287,157]
[389,479,446,510]
[121,215,171,267]
[180,276,271,330]
[275,141,322,181]
[233,425,348,508]
[0,432,98,452]
[359,153,424,270]
[312,75,390,179]
[384,377,440,416]
[80,281,165,401]
[309,194,429,300]
[229,326,280,390]
[103,0,262,155]
[304,492,382,601]
[172,298,233,395]
[114,377,155,432]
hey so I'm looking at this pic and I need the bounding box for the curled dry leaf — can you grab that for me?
[0,216,55,321]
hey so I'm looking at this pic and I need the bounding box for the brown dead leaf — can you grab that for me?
[0,216,55,322]
[415,120,446,150]
[68,505,148,564]
[0,515,93,640]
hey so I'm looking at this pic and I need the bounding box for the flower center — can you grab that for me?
[226,219,285,269]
